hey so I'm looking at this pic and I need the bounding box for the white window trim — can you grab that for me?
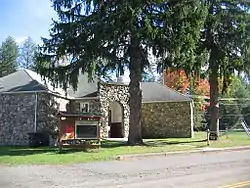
[80,102,90,113]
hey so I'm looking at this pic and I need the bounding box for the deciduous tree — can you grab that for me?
[163,68,210,95]
[194,78,210,96]
[164,69,190,93]
[18,37,37,70]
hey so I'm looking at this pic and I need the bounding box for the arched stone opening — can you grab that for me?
[108,101,124,138]
[99,83,130,138]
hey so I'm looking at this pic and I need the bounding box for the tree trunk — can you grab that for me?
[127,41,143,146]
[209,57,220,140]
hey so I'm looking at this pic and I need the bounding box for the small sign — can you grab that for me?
[65,125,75,139]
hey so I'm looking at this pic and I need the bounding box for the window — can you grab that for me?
[75,120,98,139]
[75,103,80,112]
[80,102,89,113]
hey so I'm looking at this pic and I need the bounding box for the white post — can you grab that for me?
[190,101,195,138]
[34,92,38,132]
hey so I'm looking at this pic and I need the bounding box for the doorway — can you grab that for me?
[108,101,124,138]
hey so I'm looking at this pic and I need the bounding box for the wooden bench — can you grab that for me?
[59,139,101,151]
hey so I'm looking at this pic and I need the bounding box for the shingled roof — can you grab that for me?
[67,73,99,98]
[0,69,65,96]
[141,82,191,102]
[0,70,191,102]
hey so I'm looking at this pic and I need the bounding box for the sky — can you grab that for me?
[0,0,157,82]
[0,0,56,44]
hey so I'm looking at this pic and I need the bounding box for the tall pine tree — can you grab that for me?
[37,0,206,145]
[164,1,250,140]
[202,0,250,140]
[0,36,18,77]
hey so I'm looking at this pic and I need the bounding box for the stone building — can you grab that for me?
[0,69,194,146]
[60,73,194,139]
[0,70,69,146]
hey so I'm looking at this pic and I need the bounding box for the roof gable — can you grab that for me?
[66,73,98,98]
[0,70,47,93]
[0,69,66,96]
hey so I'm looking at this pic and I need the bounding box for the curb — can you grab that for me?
[115,146,250,161]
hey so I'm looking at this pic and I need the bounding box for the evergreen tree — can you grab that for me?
[0,36,18,77]
[204,1,250,140]
[165,1,250,140]
[36,0,206,145]
[18,37,37,70]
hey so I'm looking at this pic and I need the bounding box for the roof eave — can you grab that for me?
[72,96,100,100]
[0,90,47,94]
[142,99,192,103]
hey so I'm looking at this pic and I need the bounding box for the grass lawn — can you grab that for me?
[0,131,249,165]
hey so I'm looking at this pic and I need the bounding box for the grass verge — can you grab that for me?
[0,132,249,165]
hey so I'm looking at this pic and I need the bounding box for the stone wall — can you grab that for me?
[0,93,36,146]
[36,93,66,132]
[141,101,193,138]
[0,92,69,146]
[99,83,130,138]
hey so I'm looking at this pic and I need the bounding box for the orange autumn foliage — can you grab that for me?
[164,69,210,96]
[164,69,190,94]
[194,78,210,96]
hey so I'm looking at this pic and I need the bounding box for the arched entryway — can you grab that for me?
[99,83,130,138]
[108,101,124,138]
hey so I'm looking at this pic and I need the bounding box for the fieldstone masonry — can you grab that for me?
[85,99,101,114]
[0,93,36,146]
[99,83,130,138]
[141,101,193,138]
[67,83,193,139]
[0,82,193,146]
[0,93,67,146]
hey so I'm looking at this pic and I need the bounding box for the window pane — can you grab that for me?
[81,103,89,113]
[76,125,97,138]
[75,103,80,112]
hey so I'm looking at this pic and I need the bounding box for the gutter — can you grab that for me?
[142,100,191,104]
[48,92,71,101]
[0,90,71,101]
[73,96,100,100]
[1,90,46,94]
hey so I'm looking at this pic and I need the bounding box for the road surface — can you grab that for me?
[0,150,250,188]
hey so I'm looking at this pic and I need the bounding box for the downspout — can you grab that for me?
[34,92,38,133]
[190,100,195,138]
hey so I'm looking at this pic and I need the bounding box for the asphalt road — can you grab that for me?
[0,150,250,188]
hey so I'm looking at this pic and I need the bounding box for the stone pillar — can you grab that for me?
[100,107,109,138]
[99,96,109,138]
[99,83,130,138]
[122,104,130,138]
